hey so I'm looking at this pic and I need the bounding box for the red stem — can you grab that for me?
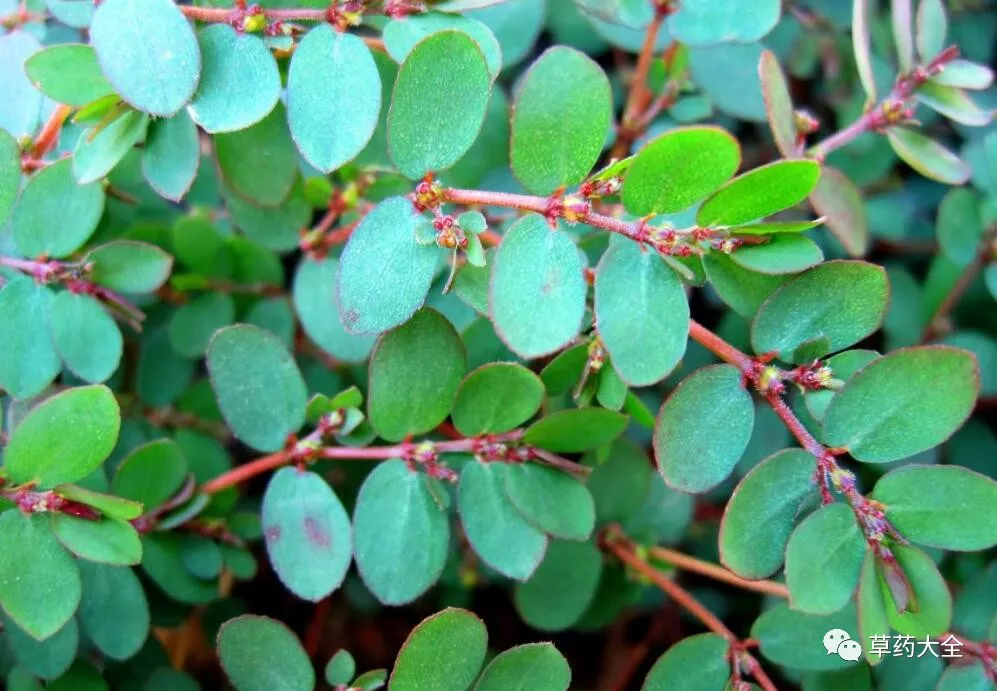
[923,224,997,342]
[809,44,960,159]
[31,104,72,159]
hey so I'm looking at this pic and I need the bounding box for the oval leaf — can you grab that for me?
[511,46,612,194]
[452,362,545,436]
[289,26,380,173]
[337,196,439,335]
[654,364,754,493]
[458,461,548,580]
[389,608,487,691]
[262,467,352,602]
[207,325,307,452]
[490,214,586,359]
[218,616,315,691]
[474,643,570,691]
[368,308,465,441]
[872,465,997,551]
[751,260,888,362]
[353,459,449,605]
[822,346,979,462]
[189,24,280,134]
[596,238,689,385]
[4,385,119,488]
[697,159,821,227]
[720,449,818,579]
[388,30,491,178]
[90,0,200,116]
[785,503,865,615]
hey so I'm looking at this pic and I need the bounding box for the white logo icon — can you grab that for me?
[823,629,862,661]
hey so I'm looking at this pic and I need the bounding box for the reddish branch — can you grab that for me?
[808,45,960,159]
[0,255,146,329]
[646,543,791,599]
[30,105,72,159]
[200,428,593,495]
[923,224,997,342]
[603,531,779,691]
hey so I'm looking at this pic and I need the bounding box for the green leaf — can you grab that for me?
[189,24,280,134]
[142,110,200,201]
[216,104,298,207]
[937,663,992,691]
[915,0,946,60]
[141,533,218,604]
[916,81,990,126]
[513,540,602,632]
[0,32,44,138]
[12,158,105,258]
[595,238,689,386]
[654,364,754,493]
[474,643,570,691]
[540,343,588,396]
[809,166,869,257]
[452,363,544,436]
[262,467,352,602]
[24,44,113,106]
[77,561,149,661]
[642,633,730,691]
[751,261,888,361]
[337,196,439,334]
[388,31,491,178]
[368,308,465,441]
[702,251,788,319]
[169,292,236,357]
[218,616,315,691]
[2,616,77,680]
[4,385,119,488]
[50,515,142,566]
[353,460,449,605]
[207,324,308,452]
[752,602,859,671]
[503,463,595,541]
[90,0,200,116]
[586,438,652,525]
[937,187,984,267]
[227,183,310,252]
[720,449,818,579]
[458,461,547,580]
[881,544,951,637]
[822,346,979,462]
[887,128,970,185]
[490,214,586,358]
[930,59,994,89]
[384,13,502,80]
[510,46,611,194]
[87,240,173,294]
[0,277,60,399]
[0,129,19,226]
[73,110,148,185]
[522,407,628,453]
[668,0,780,45]
[389,608,487,691]
[53,485,143,521]
[893,0,915,72]
[731,234,824,275]
[760,50,798,159]
[688,42,766,122]
[325,650,356,686]
[111,439,188,510]
[288,26,380,173]
[786,503,865,615]
[731,220,825,235]
[856,551,890,667]
[697,160,821,226]
[0,512,81,641]
[293,257,376,362]
[50,292,122,383]
[872,464,997,550]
